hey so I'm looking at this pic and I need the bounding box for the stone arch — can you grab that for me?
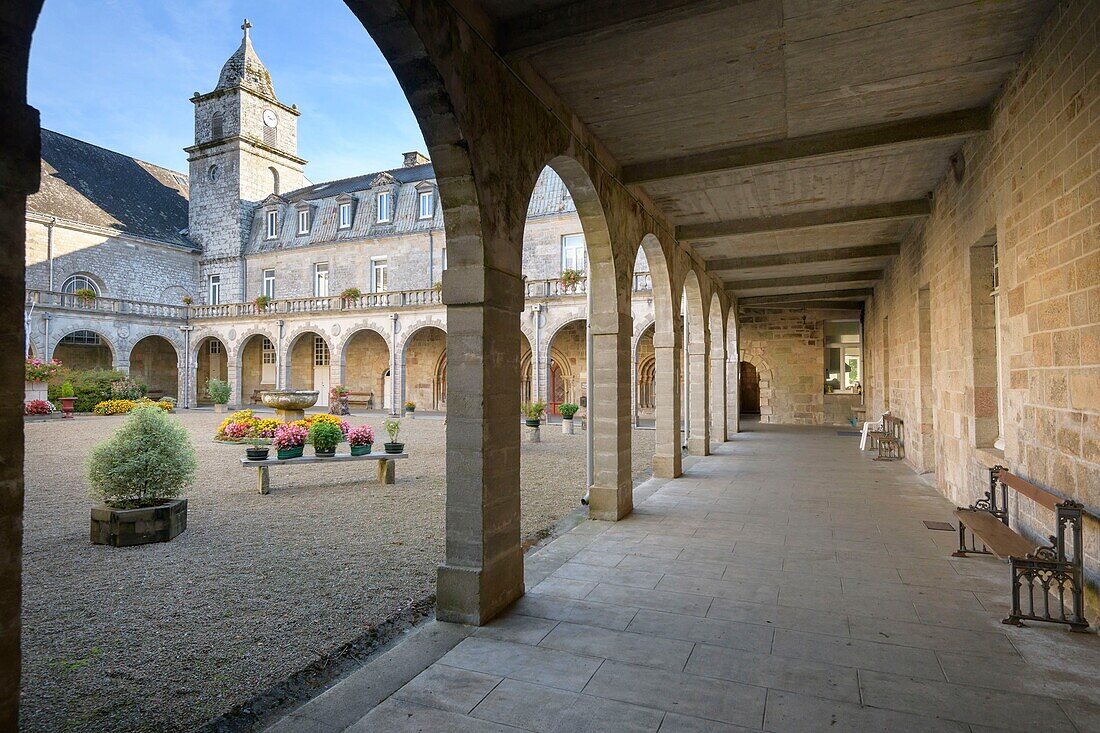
[227,326,279,363]
[340,326,392,411]
[637,233,681,476]
[284,329,332,405]
[194,335,229,405]
[680,268,710,455]
[634,321,657,423]
[739,352,775,423]
[60,271,105,297]
[708,291,727,445]
[51,328,115,372]
[519,328,535,404]
[401,323,447,412]
[545,318,586,415]
[128,335,180,399]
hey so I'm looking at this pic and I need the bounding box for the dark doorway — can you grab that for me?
[739,361,760,414]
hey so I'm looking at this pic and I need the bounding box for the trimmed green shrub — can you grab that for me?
[59,381,75,398]
[559,403,579,420]
[521,401,546,420]
[86,405,197,508]
[49,369,130,412]
[308,421,344,452]
[206,379,230,404]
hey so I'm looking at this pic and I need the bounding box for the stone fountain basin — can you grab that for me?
[260,390,319,410]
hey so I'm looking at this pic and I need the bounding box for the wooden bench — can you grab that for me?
[866,414,903,460]
[240,451,407,495]
[953,465,1090,632]
[346,391,374,409]
[249,389,265,406]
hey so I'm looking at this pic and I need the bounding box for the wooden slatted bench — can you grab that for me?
[953,465,1090,632]
[249,389,265,406]
[866,414,903,460]
[346,391,374,409]
[240,451,407,495]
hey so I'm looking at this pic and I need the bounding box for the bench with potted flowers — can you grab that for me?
[240,418,406,495]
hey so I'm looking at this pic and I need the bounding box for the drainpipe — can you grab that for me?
[276,319,285,390]
[683,308,690,448]
[584,285,593,505]
[47,217,56,290]
[43,312,51,361]
[532,304,542,401]
[428,229,434,289]
[390,312,399,416]
[180,324,193,409]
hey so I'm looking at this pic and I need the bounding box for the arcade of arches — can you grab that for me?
[3,1,1100,728]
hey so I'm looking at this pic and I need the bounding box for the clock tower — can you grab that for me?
[185,19,307,302]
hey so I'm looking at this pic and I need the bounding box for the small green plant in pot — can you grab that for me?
[559,402,579,434]
[59,381,77,418]
[309,420,344,457]
[522,401,546,427]
[87,405,196,546]
[383,418,404,454]
[206,378,230,413]
[245,433,270,461]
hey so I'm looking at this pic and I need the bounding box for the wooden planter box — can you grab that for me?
[90,498,188,547]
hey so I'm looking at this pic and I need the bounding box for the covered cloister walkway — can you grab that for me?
[269,424,1100,732]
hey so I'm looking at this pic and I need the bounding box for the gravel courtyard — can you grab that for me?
[20,410,655,733]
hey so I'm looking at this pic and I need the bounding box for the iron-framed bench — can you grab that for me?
[953,465,1090,632]
[866,414,903,460]
[240,451,407,494]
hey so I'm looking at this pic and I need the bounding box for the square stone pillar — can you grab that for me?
[587,310,633,521]
[687,343,710,456]
[726,357,740,435]
[710,351,728,444]
[436,265,524,625]
[652,327,682,478]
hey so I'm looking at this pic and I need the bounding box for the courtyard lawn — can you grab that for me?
[20,410,655,733]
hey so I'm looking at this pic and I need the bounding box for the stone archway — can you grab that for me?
[402,325,447,412]
[738,353,774,422]
[128,335,179,399]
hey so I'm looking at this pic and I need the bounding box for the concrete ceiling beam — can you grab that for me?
[623,108,989,185]
[738,301,866,311]
[738,288,874,305]
[677,200,930,241]
[725,270,884,292]
[705,243,900,272]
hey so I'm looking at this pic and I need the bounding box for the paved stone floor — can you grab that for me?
[267,423,1100,732]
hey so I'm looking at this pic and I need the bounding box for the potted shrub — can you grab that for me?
[404,400,416,417]
[24,399,53,417]
[74,287,98,305]
[341,287,362,306]
[272,423,307,459]
[87,405,197,546]
[329,385,351,416]
[207,378,230,413]
[253,294,273,311]
[59,381,76,418]
[309,420,343,458]
[383,418,404,454]
[560,402,579,434]
[25,357,62,402]
[560,268,583,290]
[245,435,270,461]
[348,425,375,456]
[181,295,193,306]
[521,401,546,428]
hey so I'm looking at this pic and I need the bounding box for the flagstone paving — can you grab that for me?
[268,422,1100,732]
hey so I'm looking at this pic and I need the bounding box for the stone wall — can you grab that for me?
[863,0,1100,612]
[402,326,446,410]
[547,319,587,409]
[128,336,179,397]
[343,329,390,407]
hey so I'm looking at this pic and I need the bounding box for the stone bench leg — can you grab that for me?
[256,466,270,495]
[377,458,395,485]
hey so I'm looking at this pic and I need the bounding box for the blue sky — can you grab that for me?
[29,0,427,183]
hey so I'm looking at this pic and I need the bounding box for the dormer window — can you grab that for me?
[265,209,279,239]
[338,201,352,229]
[297,207,311,235]
[418,189,434,220]
[377,191,393,223]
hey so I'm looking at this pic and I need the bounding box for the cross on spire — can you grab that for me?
[241,18,252,40]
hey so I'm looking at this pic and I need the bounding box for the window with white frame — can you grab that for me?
[313,262,329,297]
[262,269,276,299]
[62,274,100,296]
[265,209,279,239]
[261,337,276,384]
[371,257,388,293]
[823,321,861,394]
[208,274,222,305]
[60,330,102,345]
[313,336,330,367]
[561,233,586,273]
[377,191,393,223]
[297,208,311,235]
[209,339,222,354]
[338,201,352,228]
[418,190,434,219]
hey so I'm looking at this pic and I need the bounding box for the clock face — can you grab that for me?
[263,109,278,128]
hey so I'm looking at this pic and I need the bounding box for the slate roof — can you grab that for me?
[216,22,277,99]
[28,129,195,250]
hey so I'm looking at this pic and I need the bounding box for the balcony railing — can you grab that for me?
[189,287,445,320]
[26,290,188,320]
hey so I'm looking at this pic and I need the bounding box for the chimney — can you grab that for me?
[402,151,430,167]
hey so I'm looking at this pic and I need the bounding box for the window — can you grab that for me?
[338,202,352,229]
[418,190,434,219]
[208,164,218,182]
[377,191,393,223]
[265,210,278,239]
[314,336,330,367]
[371,257,388,293]
[561,233,586,273]
[969,235,1003,449]
[210,111,224,140]
[824,321,861,394]
[209,339,222,355]
[62,274,100,296]
[60,330,101,346]
[297,208,310,235]
[269,167,280,195]
[262,269,276,299]
[261,337,276,384]
[208,274,222,305]
[313,263,329,297]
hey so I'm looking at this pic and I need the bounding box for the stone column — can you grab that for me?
[726,357,740,435]
[228,357,242,409]
[652,325,682,478]
[436,265,524,625]
[687,338,710,456]
[710,347,727,444]
[587,309,633,521]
